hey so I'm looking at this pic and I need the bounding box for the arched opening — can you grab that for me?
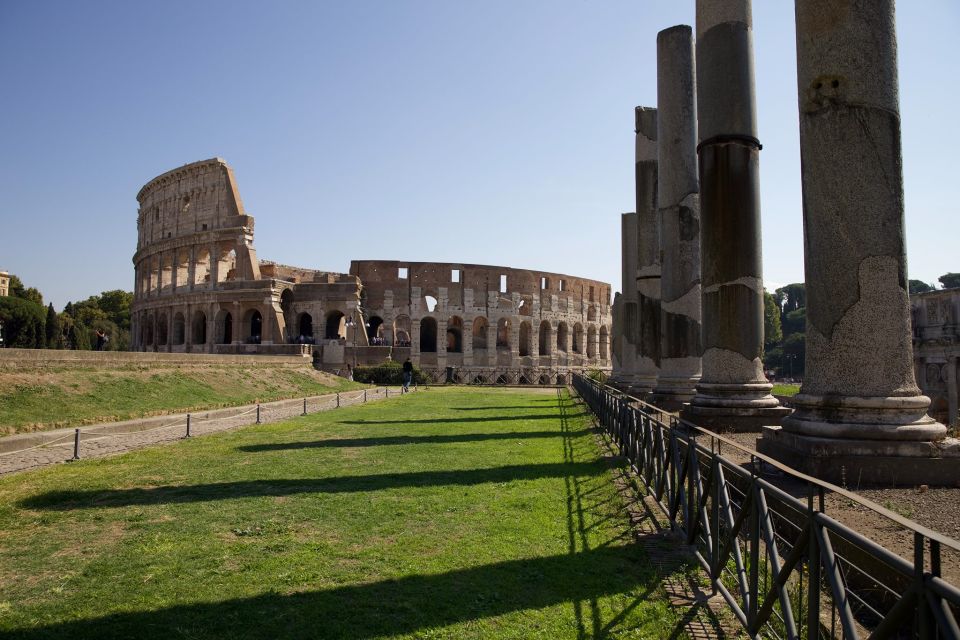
[157,314,169,346]
[600,326,609,361]
[221,312,233,344]
[244,309,263,343]
[394,315,411,346]
[326,311,345,339]
[144,316,154,346]
[192,311,207,345]
[472,316,488,349]
[519,321,532,357]
[420,317,438,353]
[446,316,463,353]
[367,316,384,344]
[496,318,511,350]
[538,320,551,356]
[298,313,314,341]
[280,289,295,339]
[587,325,597,357]
[587,306,597,322]
[557,322,569,352]
[572,323,583,354]
[172,312,185,346]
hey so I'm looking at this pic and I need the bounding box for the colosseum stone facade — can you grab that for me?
[131,158,612,382]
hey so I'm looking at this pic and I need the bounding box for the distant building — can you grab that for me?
[131,158,612,383]
[0,271,9,297]
[912,287,959,427]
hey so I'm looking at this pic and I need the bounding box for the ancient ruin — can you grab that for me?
[130,158,611,383]
[649,25,703,411]
[0,271,8,298]
[912,288,959,428]
[682,0,788,430]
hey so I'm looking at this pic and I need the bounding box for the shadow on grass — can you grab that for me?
[20,462,609,511]
[451,405,557,411]
[3,545,658,640]
[236,429,592,452]
[338,413,580,425]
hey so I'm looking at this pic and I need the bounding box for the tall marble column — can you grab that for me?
[634,106,661,394]
[611,211,640,387]
[651,26,702,411]
[759,0,951,485]
[683,0,788,430]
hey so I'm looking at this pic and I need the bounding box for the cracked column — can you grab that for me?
[683,0,789,430]
[651,26,702,411]
[634,107,661,394]
[759,0,952,485]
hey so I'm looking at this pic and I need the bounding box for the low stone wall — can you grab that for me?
[0,348,312,369]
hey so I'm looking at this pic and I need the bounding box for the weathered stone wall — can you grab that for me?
[130,160,612,380]
[350,260,612,374]
[912,288,960,427]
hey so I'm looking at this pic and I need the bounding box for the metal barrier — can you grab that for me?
[572,373,960,639]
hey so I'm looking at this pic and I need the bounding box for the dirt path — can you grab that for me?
[0,387,408,476]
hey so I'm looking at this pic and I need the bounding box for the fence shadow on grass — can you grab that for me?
[236,429,593,452]
[5,544,660,640]
[338,413,572,425]
[20,462,607,511]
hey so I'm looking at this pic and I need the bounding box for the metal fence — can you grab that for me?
[572,373,960,639]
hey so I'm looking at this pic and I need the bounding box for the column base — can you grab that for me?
[649,378,698,413]
[683,382,791,431]
[782,392,947,441]
[681,404,792,433]
[757,426,960,487]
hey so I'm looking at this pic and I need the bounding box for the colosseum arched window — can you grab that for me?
[496,318,511,350]
[472,317,488,349]
[538,321,551,356]
[446,317,463,353]
[519,321,532,357]
[420,317,438,353]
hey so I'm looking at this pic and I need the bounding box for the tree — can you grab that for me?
[763,291,782,349]
[0,296,46,348]
[775,283,806,314]
[939,273,960,290]
[45,303,61,349]
[782,307,806,338]
[909,279,934,294]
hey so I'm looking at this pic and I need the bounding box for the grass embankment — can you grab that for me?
[0,387,680,639]
[772,383,801,397]
[0,364,362,435]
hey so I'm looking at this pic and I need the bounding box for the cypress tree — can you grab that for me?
[45,303,60,349]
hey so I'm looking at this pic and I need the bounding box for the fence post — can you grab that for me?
[256,404,261,424]
[364,390,367,403]
[386,387,389,398]
[71,428,80,461]
[336,393,340,408]
[303,398,308,416]
[186,414,191,438]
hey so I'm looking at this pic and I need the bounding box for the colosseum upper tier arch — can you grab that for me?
[131,158,612,383]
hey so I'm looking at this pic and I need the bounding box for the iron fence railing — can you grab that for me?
[572,372,960,639]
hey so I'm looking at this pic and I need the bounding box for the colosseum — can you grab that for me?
[131,158,612,383]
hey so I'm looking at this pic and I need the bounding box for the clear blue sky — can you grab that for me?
[1,1,956,310]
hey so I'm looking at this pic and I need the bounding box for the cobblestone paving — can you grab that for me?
[0,387,406,476]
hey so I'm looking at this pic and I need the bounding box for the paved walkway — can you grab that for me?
[0,386,411,476]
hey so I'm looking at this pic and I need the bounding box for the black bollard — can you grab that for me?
[256,404,261,424]
[364,390,367,403]
[336,393,340,408]
[186,414,191,438]
[71,428,80,461]
[303,398,307,416]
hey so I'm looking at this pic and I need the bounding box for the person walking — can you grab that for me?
[402,357,413,393]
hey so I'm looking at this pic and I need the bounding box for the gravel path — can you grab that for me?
[0,387,408,476]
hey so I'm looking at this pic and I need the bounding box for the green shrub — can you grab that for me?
[354,360,427,385]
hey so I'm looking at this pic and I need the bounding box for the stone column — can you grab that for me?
[948,357,958,429]
[683,0,788,430]
[651,25,702,411]
[759,0,949,484]
[611,212,639,387]
[634,107,661,394]
[188,246,196,292]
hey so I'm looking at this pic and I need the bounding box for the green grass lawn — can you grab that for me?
[771,383,801,397]
[0,388,681,639]
[0,365,362,435]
